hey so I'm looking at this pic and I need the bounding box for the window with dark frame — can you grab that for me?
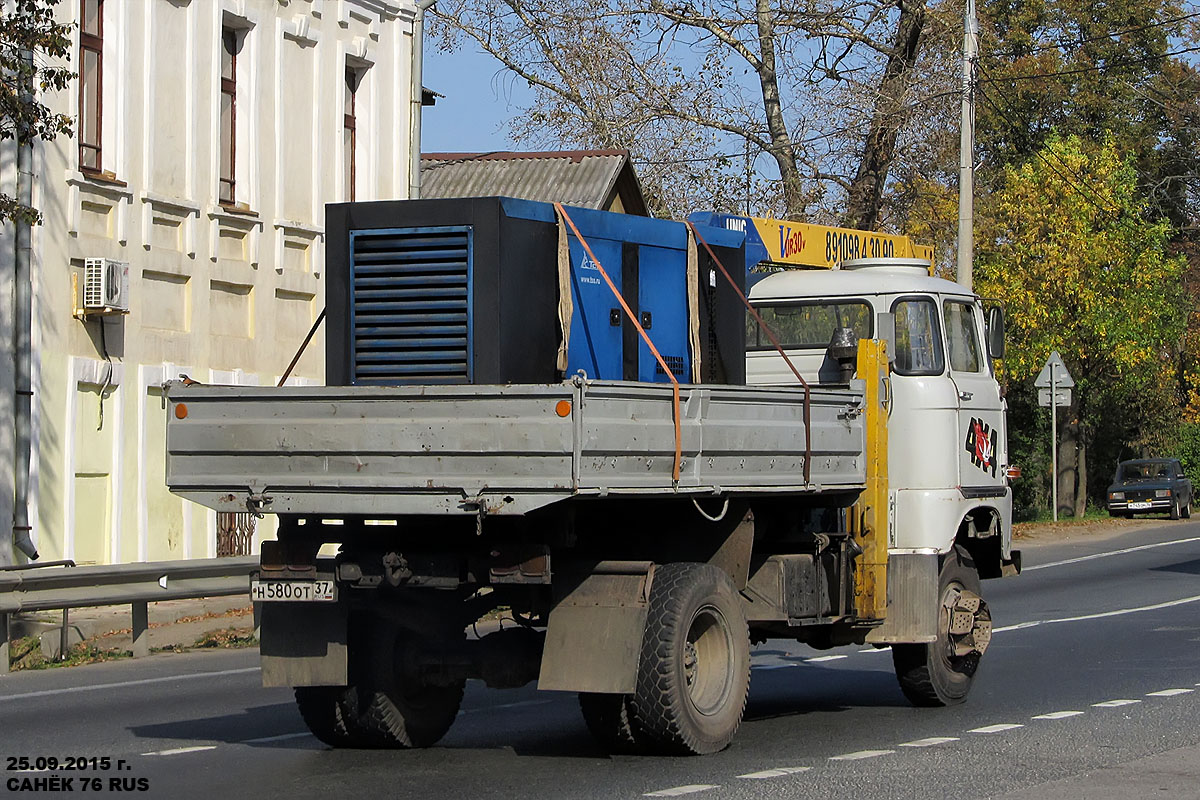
[746,300,873,350]
[344,66,358,201]
[219,27,237,204]
[79,0,103,172]
[891,297,945,377]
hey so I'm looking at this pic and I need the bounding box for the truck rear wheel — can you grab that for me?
[294,686,368,747]
[633,563,750,755]
[892,546,991,707]
[578,692,644,753]
[345,625,465,748]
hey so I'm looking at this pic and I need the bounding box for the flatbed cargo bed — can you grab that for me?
[164,378,866,516]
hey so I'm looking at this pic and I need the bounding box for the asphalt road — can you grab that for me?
[4,521,1200,799]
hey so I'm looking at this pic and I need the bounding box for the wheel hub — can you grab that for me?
[941,586,992,658]
[684,641,698,688]
[684,606,734,716]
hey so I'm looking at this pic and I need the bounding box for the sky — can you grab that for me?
[421,46,528,154]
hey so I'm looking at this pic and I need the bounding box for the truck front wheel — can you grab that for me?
[633,563,750,755]
[892,546,991,707]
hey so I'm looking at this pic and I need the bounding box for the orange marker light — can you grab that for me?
[555,400,572,418]
[174,403,189,420]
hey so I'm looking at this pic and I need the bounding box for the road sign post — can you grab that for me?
[1035,352,1075,521]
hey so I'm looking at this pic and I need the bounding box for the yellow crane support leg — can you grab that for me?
[851,340,890,620]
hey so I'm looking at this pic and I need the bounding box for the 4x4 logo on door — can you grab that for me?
[965,418,997,477]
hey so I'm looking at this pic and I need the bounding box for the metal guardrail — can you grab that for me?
[0,556,257,673]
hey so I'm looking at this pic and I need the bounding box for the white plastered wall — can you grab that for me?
[18,0,418,565]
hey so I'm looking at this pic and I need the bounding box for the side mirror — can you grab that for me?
[985,306,1005,359]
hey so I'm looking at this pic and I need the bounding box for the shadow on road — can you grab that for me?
[129,702,303,747]
[1150,557,1200,575]
[745,665,909,721]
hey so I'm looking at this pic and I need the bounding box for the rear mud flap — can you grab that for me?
[537,566,653,693]
[260,602,349,687]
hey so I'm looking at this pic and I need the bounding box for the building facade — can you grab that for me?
[0,0,424,565]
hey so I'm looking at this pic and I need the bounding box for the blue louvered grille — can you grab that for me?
[349,226,473,385]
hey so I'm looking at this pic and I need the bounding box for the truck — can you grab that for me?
[163,197,1019,755]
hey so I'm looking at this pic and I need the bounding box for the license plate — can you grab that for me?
[1128,501,1152,510]
[250,579,336,602]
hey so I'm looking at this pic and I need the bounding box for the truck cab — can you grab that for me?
[746,257,1015,574]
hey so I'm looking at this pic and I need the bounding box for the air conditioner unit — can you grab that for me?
[83,258,130,312]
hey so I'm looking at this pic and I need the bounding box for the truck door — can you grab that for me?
[943,299,1006,495]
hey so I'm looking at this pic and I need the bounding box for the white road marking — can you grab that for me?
[491,699,555,711]
[899,737,959,747]
[644,785,719,797]
[241,732,312,744]
[141,746,218,757]
[753,663,799,671]
[858,647,891,654]
[1093,699,1141,708]
[738,767,811,779]
[969,724,1024,734]
[1146,689,1194,697]
[993,594,1200,633]
[1032,711,1085,720]
[0,667,261,702]
[830,749,894,761]
[806,655,848,663]
[1024,536,1200,571]
[459,699,555,716]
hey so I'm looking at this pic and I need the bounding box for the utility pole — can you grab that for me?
[957,0,978,289]
[1051,363,1058,522]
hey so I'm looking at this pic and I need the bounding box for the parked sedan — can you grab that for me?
[1107,458,1193,519]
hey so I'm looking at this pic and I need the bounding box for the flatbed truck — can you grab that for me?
[163,200,1018,755]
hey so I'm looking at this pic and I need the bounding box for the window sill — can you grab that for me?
[79,168,127,188]
[218,201,259,218]
[66,170,134,200]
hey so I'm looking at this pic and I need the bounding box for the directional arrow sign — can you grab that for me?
[1034,351,1075,388]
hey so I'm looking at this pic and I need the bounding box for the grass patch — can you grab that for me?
[7,635,131,672]
[194,628,257,649]
[1019,505,1113,525]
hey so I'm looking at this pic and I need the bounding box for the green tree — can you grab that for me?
[977,135,1187,516]
[976,0,1200,226]
[1,0,73,226]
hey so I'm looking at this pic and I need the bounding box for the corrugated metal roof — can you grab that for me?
[419,151,632,210]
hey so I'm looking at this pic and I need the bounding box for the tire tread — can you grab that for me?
[633,563,750,755]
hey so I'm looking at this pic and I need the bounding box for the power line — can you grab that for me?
[981,43,1200,84]
[631,90,962,167]
[986,10,1200,60]
[974,79,1123,218]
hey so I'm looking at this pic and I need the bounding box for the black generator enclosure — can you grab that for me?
[324,197,747,387]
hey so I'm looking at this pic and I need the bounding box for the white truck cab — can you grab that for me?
[746,257,1014,569]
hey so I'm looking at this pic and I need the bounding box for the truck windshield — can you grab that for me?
[747,301,872,350]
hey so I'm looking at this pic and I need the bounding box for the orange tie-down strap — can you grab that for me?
[554,203,683,482]
[687,222,812,485]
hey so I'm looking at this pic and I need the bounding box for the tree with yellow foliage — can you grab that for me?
[976,135,1186,517]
